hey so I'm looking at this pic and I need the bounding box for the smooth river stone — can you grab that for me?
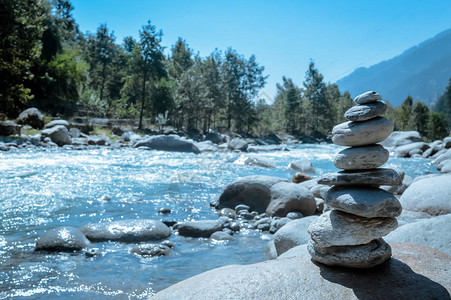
[325,185,402,218]
[308,210,398,247]
[332,117,394,147]
[334,144,389,170]
[344,101,387,121]
[354,91,381,104]
[307,238,392,268]
[318,168,402,186]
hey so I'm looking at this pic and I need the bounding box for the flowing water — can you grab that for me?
[0,145,438,299]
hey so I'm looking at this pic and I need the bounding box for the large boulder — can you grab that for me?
[227,138,248,151]
[400,174,451,216]
[176,220,223,238]
[385,214,451,255]
[218,175,289,213]
[0,120,20,136]
[266,182,316,217]
[272,216,317,256]
[80,219,171,243]
[153,243,451,300]
[35,227,90,252]
[380,131,422,148]
[205,131,224,144]
[16,108,44,129]
[44,119,70,129]
[41,125,71,146]
[133,134,200,153]
[393,142,430,158]
[432,148,451,165]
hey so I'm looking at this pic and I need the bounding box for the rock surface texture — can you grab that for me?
[152,243,451,299]
[308,90,401,268]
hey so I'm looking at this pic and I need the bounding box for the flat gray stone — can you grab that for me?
[307,238,391,268]
[344,101,387,121]
[153,243,451,300]
[334,144,389,170]
[380,131,422,148]
[325,185,402,218]
[35,227,90,252]
[288,159,315,173]
[133,134,200,153]
[273,216,317,256]
[266,182,316,217]
[41,125,71,146]
[318,168,402,186]
[80,219,171,243]
[354,90,381,104]
[177,220,223,238]
[332,117,394,147]
[131,244,172,257]
[308,210,398,247]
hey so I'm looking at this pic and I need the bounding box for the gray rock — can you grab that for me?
[210,231,234,241]
[440,160,451,173]
[41,125,71,146]
[266,182,316,217]
[218,208,236,219]
[325,185,402,218]
[332,117,394,147]
[432,148,451,165]
[380,131,422,148]
[444,136,451,148]
[385,214,451,255]
[80,219,171,243]
[233,154,276,168]
[344,101,387,121]
[318,168,402,186]
[177,220,223,238]
[288,159,315,173]
[16,108,44,129]
[195,141,218,152]
[35,227,90,252]
[218,175,289,213]
[400,174,451,216]
[87,135,110,146]
[122,131,141,143]
[153,243,451,300]
[307,238,391,268]
[437,158,451,170]
[393,142,430,158]
[205,131,224,144]
[309,184,330,199]
[68,127,81,138]
[422,141,443,158]
[234,204,250,212]
[227,138,248,151]
[265,240,278,259]
[353,90,381,104]
[286,212,304,219]
[308,210,398,247]
[273,216,317,256]
[44,119,69,129]
[158,208,171,214]
[334,144,389,170]
[269,217,293,233]
[131,244,172,257]
[257,223,271,231]
[133,134,200,153]
[0,120,20,136]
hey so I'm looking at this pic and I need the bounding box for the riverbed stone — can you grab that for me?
[0,120,21,136]
[177,220,223,238]
[308,210,398,247]
[233,154,276,168]
[288,159,315,173]
[35,227,90,252]
[227,138,248,151]
[400,174,451,216]
[331,117,394,147]
[440,160,451,173]
[80,219,171,243]
[393,142,430,158]
[273,216,317,256]
[44,119,70,129]
[325,185,402,218]
[16,108,44,129]
[133,134,200,153]
[266,182,316,217]
[131,244,172,257]
[41,125,71,146]
[318,168,402,186]
[210,231,234,241]
[353,90,381,104]
[153,243,451,300]
[218,175,289,213]
[344,101,387,121]
[380,131,422,148]
[307,238,391,268]
[334,144,389,170]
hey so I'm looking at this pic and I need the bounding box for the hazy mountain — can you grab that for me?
[336,28,451,107]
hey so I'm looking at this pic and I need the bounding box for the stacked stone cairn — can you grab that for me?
[307,91,403,268]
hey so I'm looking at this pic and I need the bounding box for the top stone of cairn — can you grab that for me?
[354,91,381,105]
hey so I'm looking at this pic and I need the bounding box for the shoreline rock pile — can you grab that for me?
[307,91,403,268]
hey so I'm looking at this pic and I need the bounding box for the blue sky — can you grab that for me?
[71,0,451,102]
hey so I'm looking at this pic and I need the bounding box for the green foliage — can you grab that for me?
[409,101,429,137]
[427,112,448,140]
[398,95,413,130]
[434,78,451,129]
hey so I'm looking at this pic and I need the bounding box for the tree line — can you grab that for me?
[1,0,450,140]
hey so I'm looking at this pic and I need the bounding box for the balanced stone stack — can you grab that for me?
[307,91,402,268]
